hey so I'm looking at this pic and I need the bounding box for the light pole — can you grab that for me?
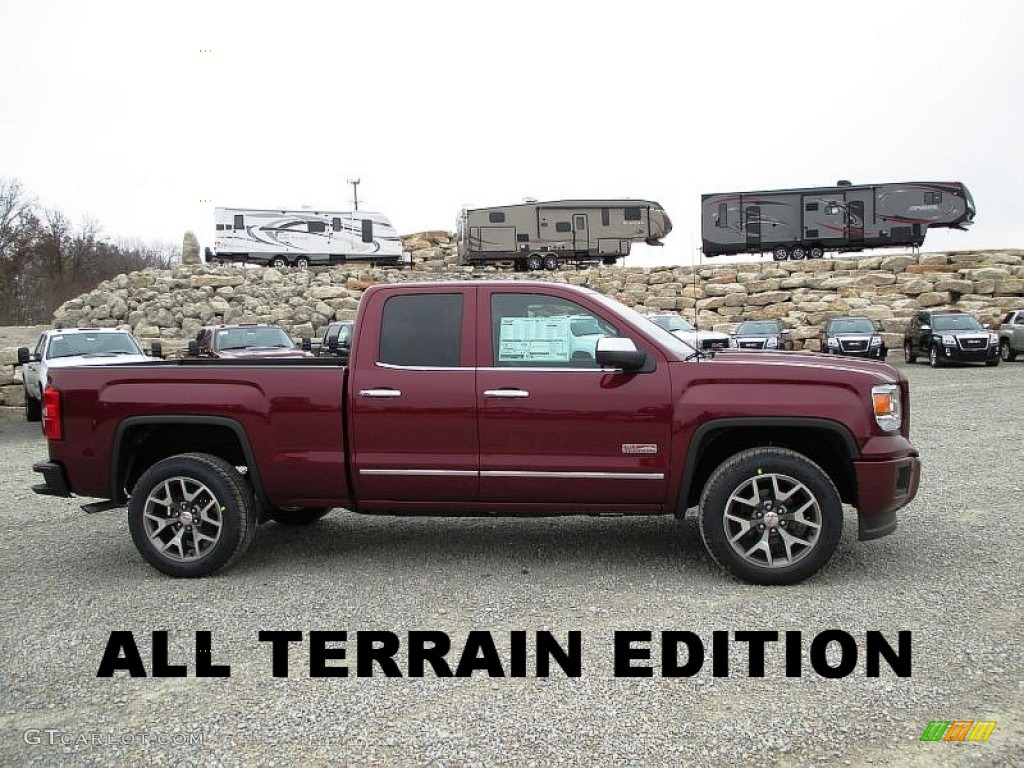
[346,178,361,211]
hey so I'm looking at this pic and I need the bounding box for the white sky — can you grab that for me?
[1,0,1021,267]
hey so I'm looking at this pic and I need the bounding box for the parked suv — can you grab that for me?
[823,316,887,359]
[730,319,793,351]
[186,324,313,359]
[17,328,160,422]
[645,312,730,352]
[903,310,999,367]
[997,309,1024,362]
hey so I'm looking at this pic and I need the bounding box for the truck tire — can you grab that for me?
[542,254,559,271]
[525,254,543,271]
[270,256,288,269]
[267,507,331,526]
[809,246,824,259]
[772,247,789,261]
[929,345,941,368]
[698,447,843,585]
[904,341,916,364]
[295,257,310,270]
[790,245,807,260]
[1001,339,1018,362]
[128,453,256,577]
[24,390,41,422]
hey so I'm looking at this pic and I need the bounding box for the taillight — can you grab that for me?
[42,387,62,440]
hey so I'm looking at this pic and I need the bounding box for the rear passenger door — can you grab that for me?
[348,288,479,504]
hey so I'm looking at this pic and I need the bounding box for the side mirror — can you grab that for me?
[17,346,32,365]
[301,337,312,352]
[595,337,646,370]
[187,339,200,357]
[150,341,163,359]
[920,325,931,333]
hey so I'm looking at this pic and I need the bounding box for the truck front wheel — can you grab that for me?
[128,453,256,577]
[698,447,843,585]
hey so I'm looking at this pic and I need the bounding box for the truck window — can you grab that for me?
[308,221,326,234]
[490,293,619,368]
[624,207,641,221]
[555,222,571,233]
[379,294,463,367]
[332,217,342,231]
[361,218,373,243]
[488,212,506,223]
[233,215,244,230]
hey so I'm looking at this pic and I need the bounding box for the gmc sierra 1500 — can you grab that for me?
[32,281,920,584]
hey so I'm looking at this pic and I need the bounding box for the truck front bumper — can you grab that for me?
[32,460,72,498]
[853,454,921,540]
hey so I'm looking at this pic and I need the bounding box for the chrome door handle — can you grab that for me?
[483,389,530,399]
[359,388,402,398]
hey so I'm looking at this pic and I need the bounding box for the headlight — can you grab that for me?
[729,338,738,348]
[870,336,882,346]
[941,334,956,346]
[827,337,839,348]
[989,333,999,345]
[872,384,902,432]
[766,337,779,348]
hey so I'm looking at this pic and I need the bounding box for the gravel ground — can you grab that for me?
[0,359,1021,767]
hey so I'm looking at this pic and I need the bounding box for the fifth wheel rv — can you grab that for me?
[457,199,672,270]
[701,181,975,261]
[207,207,404,268]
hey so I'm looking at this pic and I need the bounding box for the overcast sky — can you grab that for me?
[1,0,1021,267]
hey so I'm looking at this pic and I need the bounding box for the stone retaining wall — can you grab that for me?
[2,233,1022,407]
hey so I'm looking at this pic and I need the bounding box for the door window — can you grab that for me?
[379,294,463,367]
[490,293,619,368]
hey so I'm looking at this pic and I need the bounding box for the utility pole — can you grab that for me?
[346,178,361,210]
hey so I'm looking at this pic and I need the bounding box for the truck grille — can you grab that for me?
[739,340,766,349]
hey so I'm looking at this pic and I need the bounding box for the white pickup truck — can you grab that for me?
[17,328,160,421]
[998,309,1024,362]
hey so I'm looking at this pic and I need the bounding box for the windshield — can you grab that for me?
[931,314,983,332]
[736,321,780,336]
[648,314,695,333]
[828,318,876,335]
[215,327,295,351]
[46,332,143,359]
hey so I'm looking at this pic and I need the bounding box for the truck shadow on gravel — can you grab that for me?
[241,514,714,576]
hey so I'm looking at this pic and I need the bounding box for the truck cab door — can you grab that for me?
[475,288,672,508]
[348,288,479,504]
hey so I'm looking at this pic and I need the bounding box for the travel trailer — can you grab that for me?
[457,199,672,270]
[207,207,405,267]
[701,181,974,260]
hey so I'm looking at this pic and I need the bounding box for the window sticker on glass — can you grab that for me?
[497,317,572,363]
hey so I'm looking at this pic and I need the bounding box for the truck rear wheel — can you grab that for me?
[525,254,543,271]
[295,256,310,269]
[270,256,288,268]
[698,447,842,585]
[772,247,789,261]
[24,389,41,422]
[128,453,256,577]
[542,254,559,271]
[790,245,807,260]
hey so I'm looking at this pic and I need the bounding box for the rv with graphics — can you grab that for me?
[701,181,974,261]
[207,207,405,268]
[457,199,672,270]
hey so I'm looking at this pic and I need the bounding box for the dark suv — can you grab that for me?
[729,319,793,351]
[903,310,999,367]
[823,316,887,359]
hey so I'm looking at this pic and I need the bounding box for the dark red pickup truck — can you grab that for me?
[32,281,920,584]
